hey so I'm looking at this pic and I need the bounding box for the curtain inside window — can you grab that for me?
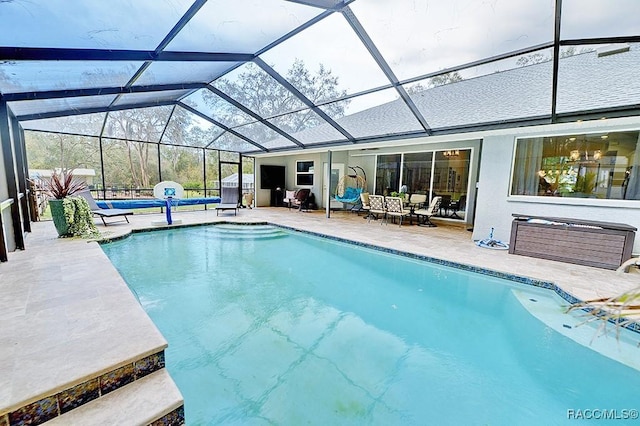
[511,138,543,195]
[623,133,640,200]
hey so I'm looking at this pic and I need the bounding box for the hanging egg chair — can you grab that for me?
[334,166,367,204]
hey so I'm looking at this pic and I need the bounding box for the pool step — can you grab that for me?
[44,369,184,426]
[208,224,286,239]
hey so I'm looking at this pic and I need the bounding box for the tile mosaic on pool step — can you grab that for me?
[148,405,185,426]
[6,351,167,425]
[100,362,135,395]
[8,395,58,426]
[57,377,100,414]
[135,351,166,379]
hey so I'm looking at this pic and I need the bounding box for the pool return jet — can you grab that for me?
[151,181,184,226]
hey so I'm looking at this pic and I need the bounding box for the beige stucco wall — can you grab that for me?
[473,116,640,254]
[254,116,640,254]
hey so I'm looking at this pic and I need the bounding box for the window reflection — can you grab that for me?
[375,154,401,195]
[511,131,640,199]
[433,150,470,200]
[402,152,432,194]
[375,149,471,210]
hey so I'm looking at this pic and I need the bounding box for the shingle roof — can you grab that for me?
[262,44,640,148]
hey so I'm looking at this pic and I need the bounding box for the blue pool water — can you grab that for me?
[101,224,640,425]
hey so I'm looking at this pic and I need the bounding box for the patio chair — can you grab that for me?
[449,194,466,219]
[438,194,452,217]
[360,192,372,219]
[367,194,386,224]
[77,190,134,226]
[406,193,427,224]
[414,196,442,227]
[283,190,297,209]
[385,196,411,226]
[292,188,311,211]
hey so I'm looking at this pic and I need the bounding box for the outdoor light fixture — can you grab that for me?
[570,150,580,161]
[593,150,602,160]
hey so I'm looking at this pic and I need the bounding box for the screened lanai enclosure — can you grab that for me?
[1,0,640,260]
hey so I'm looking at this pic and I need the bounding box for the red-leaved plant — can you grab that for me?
[45,169,87,199]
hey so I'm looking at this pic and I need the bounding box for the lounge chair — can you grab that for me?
[216,191,240,216]
[77,190,134,226]
[414,196,442,227]
[215,204,238,216]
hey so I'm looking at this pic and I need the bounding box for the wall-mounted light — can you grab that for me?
[570,150,580,161]
[593,150,602,160]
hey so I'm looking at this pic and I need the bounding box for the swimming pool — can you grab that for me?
[101,224,640,425]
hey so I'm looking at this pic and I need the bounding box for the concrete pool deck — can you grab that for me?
[1,206,639,424]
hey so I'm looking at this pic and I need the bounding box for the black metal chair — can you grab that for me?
[438,194,451,217]
[449,194,467,219]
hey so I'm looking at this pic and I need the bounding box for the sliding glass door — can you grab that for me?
[375,154,401,196]
[402,152,433,195]
[374,149,472,219]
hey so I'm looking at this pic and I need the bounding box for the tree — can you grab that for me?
[203,60,349,142]
[516,47,595,67]
[25,132,99,171]
[103,106,173,188]
[429,71,463,87]
[515,52,549,67]
[406,71,464,95]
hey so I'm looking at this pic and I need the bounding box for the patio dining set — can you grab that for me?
[360,193,465,227]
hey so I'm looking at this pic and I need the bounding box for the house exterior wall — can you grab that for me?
[256,152,330,208]
[255,116,640,255]
[348,139,481,227]
[473,116,640,254]
[255,138,482,217]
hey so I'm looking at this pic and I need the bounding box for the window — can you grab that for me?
[511,130,640,200]
[402,152,433,194]
[296,160,314,186]
[375,154,401,195]
[433,150,470,199]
